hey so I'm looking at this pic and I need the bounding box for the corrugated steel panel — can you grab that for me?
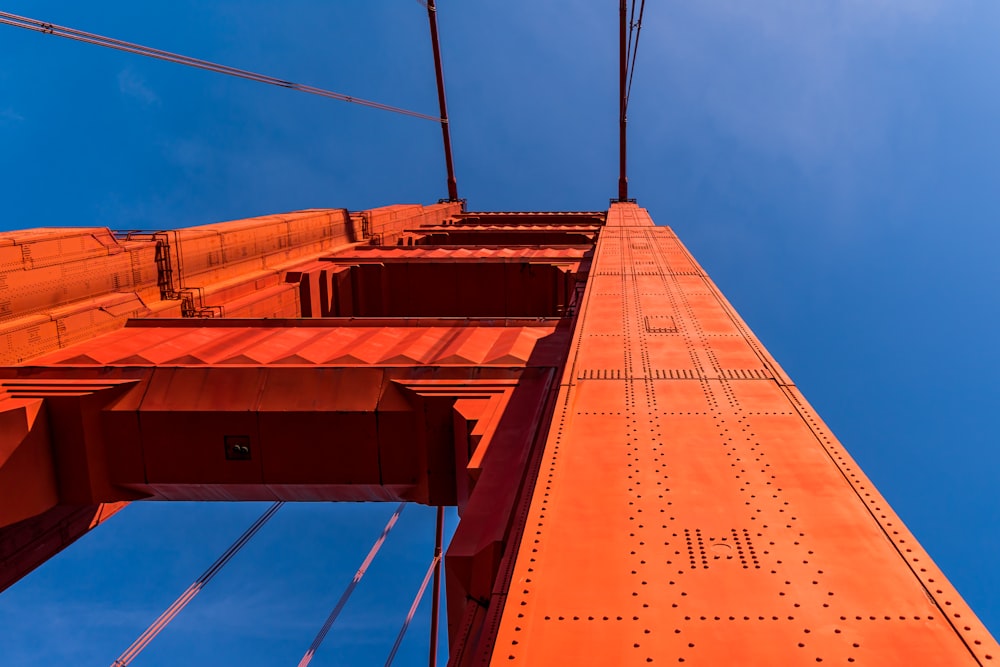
[31,324,564,368]
[326,246,589,261]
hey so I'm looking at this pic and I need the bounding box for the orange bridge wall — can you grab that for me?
[0,203,461,365]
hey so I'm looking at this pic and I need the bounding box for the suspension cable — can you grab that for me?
[428,507,445,667]
[297,503,406,667]
[110,502,284,667]
[618,0,629,201]
[625,0,646,110]
[625,0,637,68]
[384,551,440,666]
[424,0,460,201]
[0,10,442,122]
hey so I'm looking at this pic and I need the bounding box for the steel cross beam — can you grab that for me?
[0,203,997,665]
[0,204,586,661]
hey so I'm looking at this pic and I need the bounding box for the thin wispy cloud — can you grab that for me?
[647,0,944,166]
[118,68,160,106]
[619,0,952,230]
[0,107,24,123]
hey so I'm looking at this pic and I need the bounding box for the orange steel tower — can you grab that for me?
[0,201,997,665]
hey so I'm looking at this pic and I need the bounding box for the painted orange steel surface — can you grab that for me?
[0,203,461,365]
[0,202,997,665]
[486,204,998,665]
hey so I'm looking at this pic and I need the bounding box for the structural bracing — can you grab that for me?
[0,203,996,664]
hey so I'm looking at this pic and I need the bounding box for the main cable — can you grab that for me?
[0,10,442,122]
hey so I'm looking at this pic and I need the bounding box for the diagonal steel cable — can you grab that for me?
[0,10,443,122]
[384,553,439,666]
[297,503,407,667]
[111,502,285,667]
[625,0,637,68]
[624,0,646,111]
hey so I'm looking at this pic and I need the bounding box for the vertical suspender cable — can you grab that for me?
[297,503,406,667]
[111,502,285,667]
[385,552,440,666]
[425,0,460,202]
[617,0,629,201]
[428,506,445,667]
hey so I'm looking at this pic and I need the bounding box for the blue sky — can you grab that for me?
[1,1,999,664]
